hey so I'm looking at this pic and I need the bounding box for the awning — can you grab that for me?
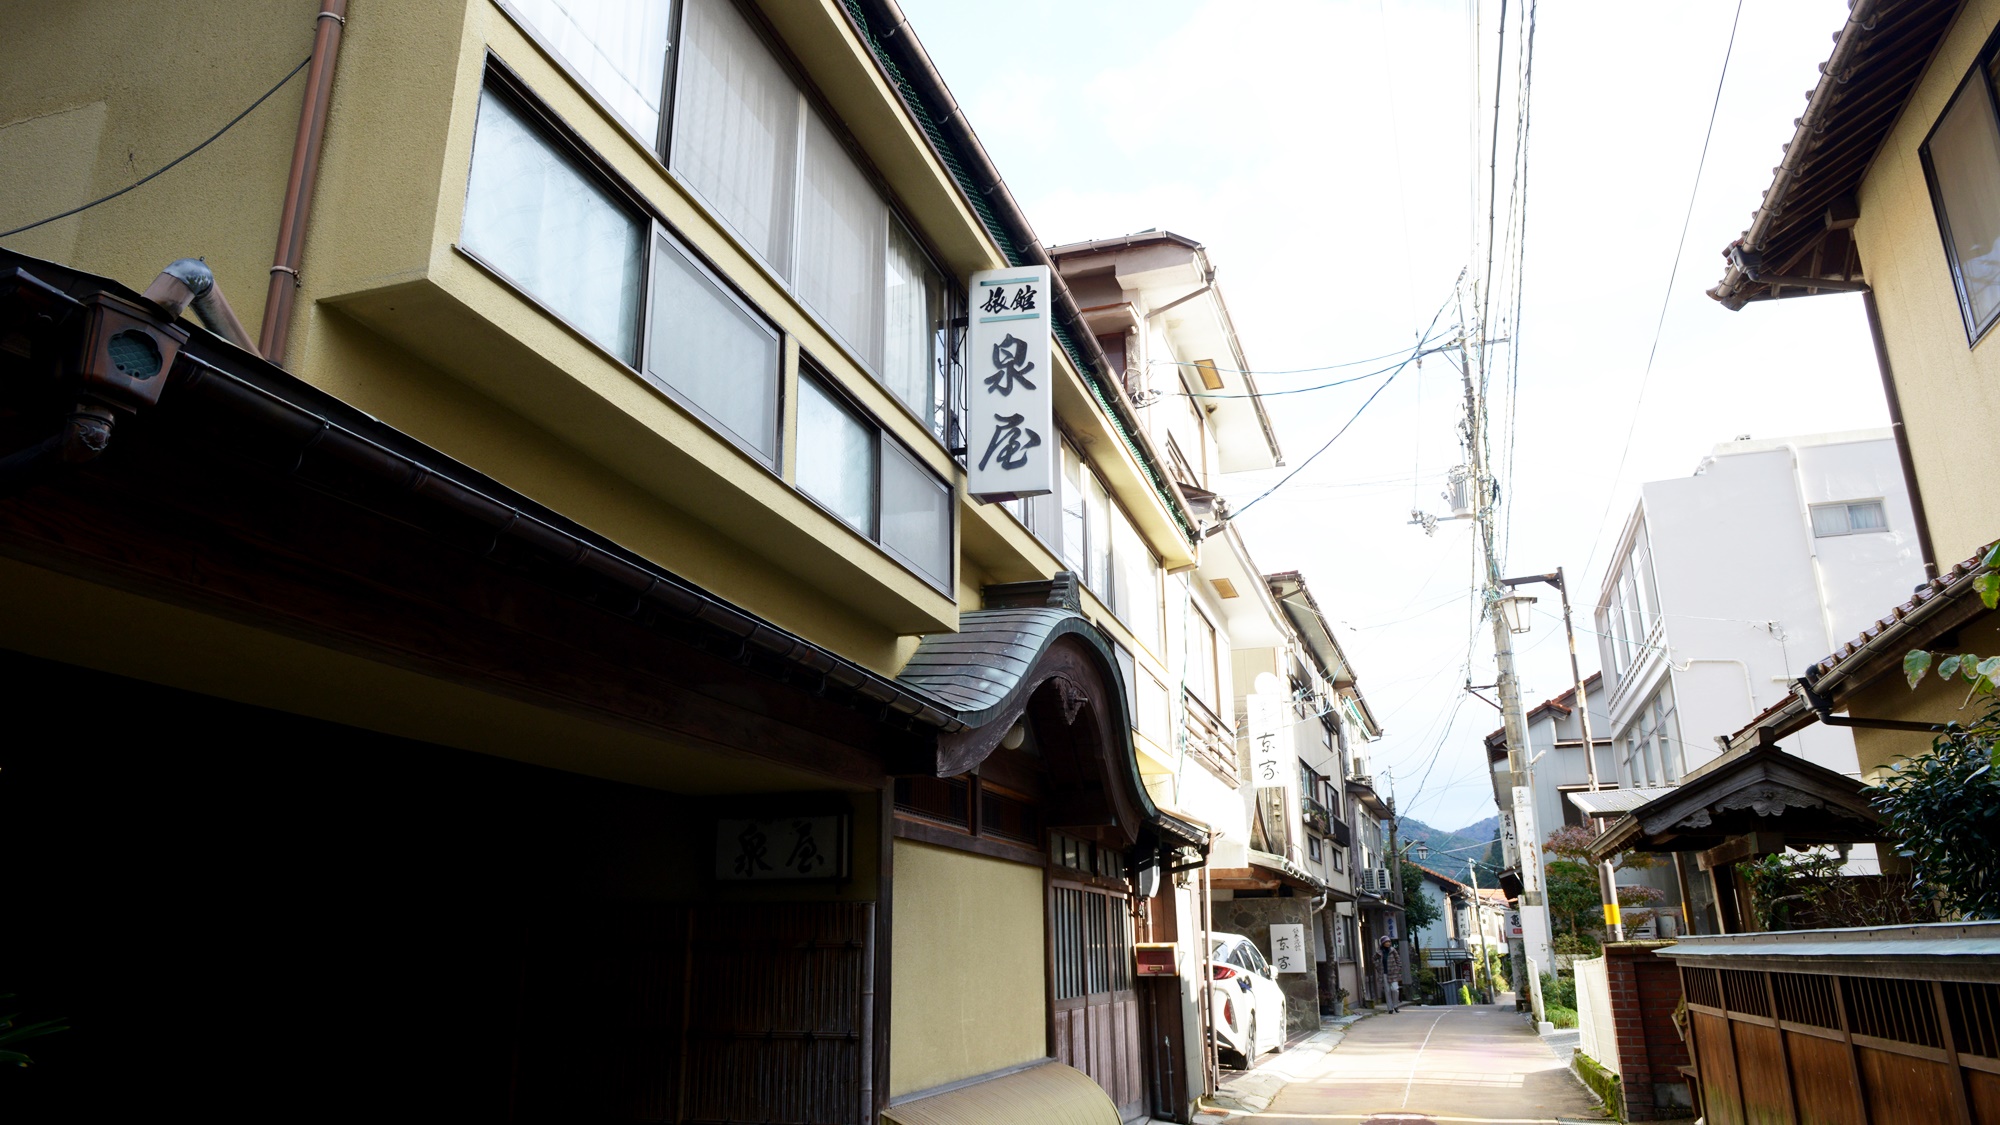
[883,1060,1118,1125]
[1567,786,1676,819]
[1589,744,1884,863]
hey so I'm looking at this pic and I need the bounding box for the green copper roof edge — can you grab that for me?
[842,0,1197,548]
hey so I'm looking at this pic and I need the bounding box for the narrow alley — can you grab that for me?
[1241,1006,1605,1125]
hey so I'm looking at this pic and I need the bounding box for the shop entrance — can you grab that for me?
[1050,834,1142,1121]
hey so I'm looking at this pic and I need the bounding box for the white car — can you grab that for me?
[1207,932,1288,1066]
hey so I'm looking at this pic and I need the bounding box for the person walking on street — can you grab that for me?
[1380,936,1403,1013]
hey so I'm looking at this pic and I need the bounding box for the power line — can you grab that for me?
[1226,286,1459,523]
[0,54,313,239]
[1580,0,1746,584]
[1161,340,1460,403]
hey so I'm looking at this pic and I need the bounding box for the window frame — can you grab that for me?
[796,356,957,594]
[1809,499,1890,538]
[1918,25,2000,346]
[460,63,954,597]
[641,219,787,467]
[491,0,965,451]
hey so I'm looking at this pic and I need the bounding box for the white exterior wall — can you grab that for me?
[1598,432,1925,784]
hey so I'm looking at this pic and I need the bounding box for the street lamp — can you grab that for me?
[1497,593,1537,635]
[1414,840,1430,861]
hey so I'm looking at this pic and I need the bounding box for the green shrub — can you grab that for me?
[1540,971,1577,1011]
[1545,1005,1578,1029]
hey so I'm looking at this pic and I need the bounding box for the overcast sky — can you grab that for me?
[900,0,1885,833]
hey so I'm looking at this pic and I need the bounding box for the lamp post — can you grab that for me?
[1501,567,1625,943]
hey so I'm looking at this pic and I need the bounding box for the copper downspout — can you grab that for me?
[258,0,348,365]
[1863,290,1939,579]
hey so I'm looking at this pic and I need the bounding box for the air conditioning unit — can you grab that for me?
[1358,867,1393,895]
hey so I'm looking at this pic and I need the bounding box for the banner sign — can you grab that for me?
[1246,684,1293,793]
[1269,924,1309,974]
[966,265,1053,500]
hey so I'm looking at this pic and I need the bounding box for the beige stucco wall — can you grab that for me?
[1855,0,2000,563]
[890,840,1047,1096]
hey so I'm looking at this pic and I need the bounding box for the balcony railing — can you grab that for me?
[1180,691,1238,787]
[1302,796,1333,835]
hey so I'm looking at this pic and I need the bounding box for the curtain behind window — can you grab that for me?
[507,0,671,141]
[1930,70,2000,333]
[883,218,942,424]
[797,109,885,367]
[462,91,642,361]
[672,0,798,274]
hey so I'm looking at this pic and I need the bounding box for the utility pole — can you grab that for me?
[1459,311,1554,1031]
[1501,567,1626,943]
[1468,860,1495,1003]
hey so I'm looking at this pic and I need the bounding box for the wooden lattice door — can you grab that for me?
[1051,880,1142,1121]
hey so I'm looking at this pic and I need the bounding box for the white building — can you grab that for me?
[1594,431,1927,870]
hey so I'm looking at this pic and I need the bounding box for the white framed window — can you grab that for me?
[1920,41,2000,344]
[796,367,954,591]
[1810,499,1888,538]
[461,87,646,363]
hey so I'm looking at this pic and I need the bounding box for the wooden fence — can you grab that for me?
[1664,922,2000,1124]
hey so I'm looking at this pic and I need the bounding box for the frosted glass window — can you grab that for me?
[884,217,944,426]
[881,440,951,587]
[797,108,886,366]
[1924,65,2000,339]
[646,233,780,461]
[1137,670,1170,747]
[506,0,671,141]
[797,376,876,533]
[671,0,798,273]
[462,90,643,361]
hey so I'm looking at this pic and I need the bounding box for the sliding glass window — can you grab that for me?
[461,88,644,362]
[504,0,673,142]
[645,231,782,463]
[1922,47,2000,342]
[798,369,954,591]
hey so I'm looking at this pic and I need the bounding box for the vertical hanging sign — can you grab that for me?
[1511,786,1544,895]
[1247,684,1293,792]
[966,265,1053,500]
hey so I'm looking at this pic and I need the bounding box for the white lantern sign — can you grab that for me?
[965,265,1054,500]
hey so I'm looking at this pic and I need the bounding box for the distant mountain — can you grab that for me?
[1452,816,1499,842]
[1394,816,1502,882]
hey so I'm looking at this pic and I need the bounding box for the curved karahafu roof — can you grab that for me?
[898,575,1208,850]
[1588,744,1884,863]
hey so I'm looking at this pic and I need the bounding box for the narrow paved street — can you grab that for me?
[1249,1006,1605,1125]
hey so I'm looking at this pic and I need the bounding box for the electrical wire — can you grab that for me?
[1580,0,1746,584]
[1163,340,1459,402]
[0,54,314,239]
[1225,288,1457,522]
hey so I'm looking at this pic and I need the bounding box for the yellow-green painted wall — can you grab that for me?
[1856,0,2000,563]
[890,840,1047,1096]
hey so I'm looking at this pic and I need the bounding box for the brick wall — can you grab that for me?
[1604,941,1695,1120]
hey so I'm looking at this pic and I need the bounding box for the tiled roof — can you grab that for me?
[1810,542,1997,678]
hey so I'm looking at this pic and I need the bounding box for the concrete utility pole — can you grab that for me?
[1458,320,1554,1031]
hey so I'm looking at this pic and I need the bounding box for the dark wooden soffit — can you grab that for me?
[1590,744,1884,860]
[1711,0,1967,308]
[0,252,950,784]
